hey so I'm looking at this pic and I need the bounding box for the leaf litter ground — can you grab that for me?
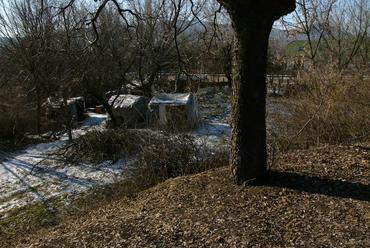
[5,142,369,248]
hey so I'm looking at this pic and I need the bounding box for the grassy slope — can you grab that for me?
[3,143,370,248]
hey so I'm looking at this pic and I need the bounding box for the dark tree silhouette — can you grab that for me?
[217,1,296,183]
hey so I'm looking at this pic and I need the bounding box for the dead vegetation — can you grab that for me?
[66,128,140,163]
[59,127,227,191]
[0,88,38,150]
[0,128,229,242]
[270,68,370,151]
[66,127,229,181]
[4,142,369,248]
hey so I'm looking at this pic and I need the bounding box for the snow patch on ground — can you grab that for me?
[0,109,231,216]
[193,121,230,149]
[0,113,135,216]
[0,96,288,216]
[193,100,231,149]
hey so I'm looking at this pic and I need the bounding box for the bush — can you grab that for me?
[272,67,370,150]
[0,87,38,149]
[138,134,228,181]
[66,128,140,163]
[67,128,229,182]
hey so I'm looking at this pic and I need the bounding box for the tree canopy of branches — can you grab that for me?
[66,0,297,183]
[0,0,298,183]
[282,0,369,71]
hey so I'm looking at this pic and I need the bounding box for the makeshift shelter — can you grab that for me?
[44,96,85,122]
[148,93,199,130]
[108,94,149,127]
[67,97,85,121]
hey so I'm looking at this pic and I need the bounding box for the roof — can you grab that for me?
[45,97,63,109]
[67,97,84,105]
[45,96,84,109]
[109,95,144,109]
[149,93,192,106]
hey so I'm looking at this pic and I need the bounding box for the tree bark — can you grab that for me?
[218,1,296,184]
[63,96,73,142]
[231,15,273,183]
[102,99,117,125]
[35,85,42,135]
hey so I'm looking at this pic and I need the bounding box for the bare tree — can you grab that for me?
[129,0,206,96]
[281,0,369,71]
[59,0,296,183]
[321,0,369,70]
[0,0,59,135]
[281,0,337,65]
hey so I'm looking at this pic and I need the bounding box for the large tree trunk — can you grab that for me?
[231,16,273,183]
[218,1,296,184]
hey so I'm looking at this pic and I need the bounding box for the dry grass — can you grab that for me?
[272,68,369,150]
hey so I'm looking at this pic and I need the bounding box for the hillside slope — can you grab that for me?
[6,143,370,248]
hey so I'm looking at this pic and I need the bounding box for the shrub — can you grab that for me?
[67,128,229,181]
[137,134,228,181]
[66,128,140,163]
[0,87,38,149]
[272,67,370,150]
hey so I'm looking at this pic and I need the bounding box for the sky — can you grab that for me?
[0,0,366,33]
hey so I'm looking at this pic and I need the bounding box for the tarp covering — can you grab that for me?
[108,94,149,128]
[149,93,199,129]
[44,96,85,122]
[149,93,191,106]
[109,95,144,109]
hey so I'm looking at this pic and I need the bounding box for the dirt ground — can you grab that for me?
[3,142,369,248]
